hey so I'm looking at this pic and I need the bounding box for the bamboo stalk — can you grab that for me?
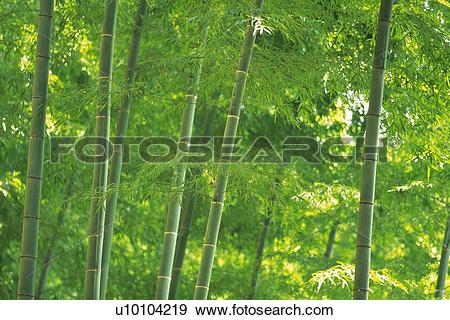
[248,172,281,299]
[324,220,339,258]
[84,0,118,300]
[17,0,54,300]
[99,0,148,300]
[169,110,214,299]
[168,189,197,299]
[35,211,64,299]
[248,211,271,300]
[155,29,208,300]
[353,0,394,300]
[193,0,264,300]
[435,212,450,299]
[35,181,71,299]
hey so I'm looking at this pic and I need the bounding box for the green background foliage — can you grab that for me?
[0,0,449,299]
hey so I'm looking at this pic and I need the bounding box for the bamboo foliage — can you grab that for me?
[435,212,450,299]
[84,0,118,300]
[100,0,148,300]
[155,30,208,300]
[17,0,54,300]
[353,0,394,300]
[193,0,264,300]
[169,110,214,299]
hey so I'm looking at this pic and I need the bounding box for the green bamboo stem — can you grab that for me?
[353,0,393,300]
[435,212,450,299]
[194,0,264,300]
[324,220,339,258]
[167,190,197,299]
[99,0,148,300]
[155,31,207,300]
[169,110,214,299]
[35,189,70,299]
[84,0,118,300]
[248,172,281,299]
[249,211,271,300]
[35,180,71,299]
[35,210,64,299]
[17,0,54,300]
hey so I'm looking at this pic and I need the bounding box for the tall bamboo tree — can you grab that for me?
[324,220,339,258]
[435,211,450,299]
[155,29,208,300]
[353,0,394,300]
[169,109,214,299]
[99,0,148,300]
[84,0,118,300]
[194,0,264,300]
[17,0,54,300]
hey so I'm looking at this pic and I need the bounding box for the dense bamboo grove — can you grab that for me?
[0,0,449,301]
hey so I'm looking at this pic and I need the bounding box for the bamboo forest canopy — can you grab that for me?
[0,0,449,300]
